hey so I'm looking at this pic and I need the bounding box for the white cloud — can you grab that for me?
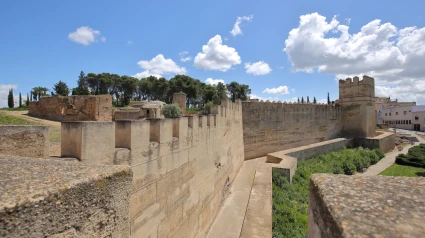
[128,40,133,44]
[250,94,280,102]
[205,78,225,85]
[68,26,104,46]
[132,71,162,79]
[318,98,327,104]
[291,88,296,93]
[230,15,254,36]
[133,54,186,79]
[0,85,17,108]
[263,86,290,95]
[194,35,241,72]
[179,51,192,62]
[284,12,425,104]
[245,61,272,75]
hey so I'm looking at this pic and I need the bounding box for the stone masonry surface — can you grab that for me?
[308,174,425,238]
[0,155,132,238]
[0,125,49,158]
[29,95,112,121]
[242,102,342,160]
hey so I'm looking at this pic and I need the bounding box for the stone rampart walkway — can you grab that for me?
[207,157,266,238]
[360,130,425,176]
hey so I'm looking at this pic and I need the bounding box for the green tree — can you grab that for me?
[19,93,22,107]
[76,71,90,95]
[26,93,29,106]
[313,97,317,104]
[161,104,182,118]
[72,88,77,95]
[8,89,14,108]
[53,80,70,96]
[307,96,310,103]
[216,82,227,101]
[301,96,304,103]
[327,92,330,105]
[226,82,251,102]
[297,97,300,103]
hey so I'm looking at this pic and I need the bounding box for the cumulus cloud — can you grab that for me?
[132,71,162,79]
[194,35,241,71]
[68,26,104,46]
[179,51,192,62]
[263,86,290,95]
[250,94,280,102]
[230,15,253,36]
[245,61,272,75]
[133,54,186,79]
[0,84,17,108]
[205,78,225,85]
[284,12,425,103]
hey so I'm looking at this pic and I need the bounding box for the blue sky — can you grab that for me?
[1,0,425,107]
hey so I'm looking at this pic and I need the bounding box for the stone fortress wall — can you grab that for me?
[242,75,376,160]
[29,95,113,121]
[242,101,342,160]
[60,99,244,237]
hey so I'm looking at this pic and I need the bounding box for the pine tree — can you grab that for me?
[19,93,22,108]
[327,92,330,105]
[8,89,14,108]
[76,71,90,95]
[313,97,317,104]
[307,96,310,103]
[301,96,304,104]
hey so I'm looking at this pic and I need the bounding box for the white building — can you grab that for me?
[380,105,425,132]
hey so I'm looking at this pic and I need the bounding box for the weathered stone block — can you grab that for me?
[0,125,49,158]
[61,122,115,164]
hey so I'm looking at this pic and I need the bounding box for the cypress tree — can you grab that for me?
[8,89,14,108]
[19,93,22,107]
[301,97,304,104]
[297,97,300,103]
[307,96,310,103]
[327,92,331,105]
[26,93,29,106]
[313,97,317,104]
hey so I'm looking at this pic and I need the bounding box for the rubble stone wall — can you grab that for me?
[29,95,112,121]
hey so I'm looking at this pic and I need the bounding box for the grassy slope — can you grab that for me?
[0,111,60,142]
[379,163,425,177]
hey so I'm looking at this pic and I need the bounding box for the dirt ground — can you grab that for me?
[2,110,62,156]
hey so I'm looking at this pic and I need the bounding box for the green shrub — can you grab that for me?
[374,148,385,159]
[186,107,201,115]
[161,104,182,118]
[202,101,213,115]
[396,144,425,168]
[272,148,384,237]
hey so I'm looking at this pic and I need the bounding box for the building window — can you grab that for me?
[404,111,407,115]
[389,113,392,116]
[385,113,387,116]
[396,112,398,115]
[415,116,419,120]
[409,120,411,124]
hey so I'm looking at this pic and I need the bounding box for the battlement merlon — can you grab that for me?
[339,75,375,100]
[338,75,375,87]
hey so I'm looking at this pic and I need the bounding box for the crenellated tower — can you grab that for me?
[339,75,376,138]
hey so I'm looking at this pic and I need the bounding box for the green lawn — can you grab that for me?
[379,163,425,177]
[0,107,29,111]
[0,111,60,142]
[0,111,40,125]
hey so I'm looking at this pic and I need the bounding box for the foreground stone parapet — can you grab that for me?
[0,155,132,238]
[61,122,115,164]
[0,125,49,158]
[308,174,425,238]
